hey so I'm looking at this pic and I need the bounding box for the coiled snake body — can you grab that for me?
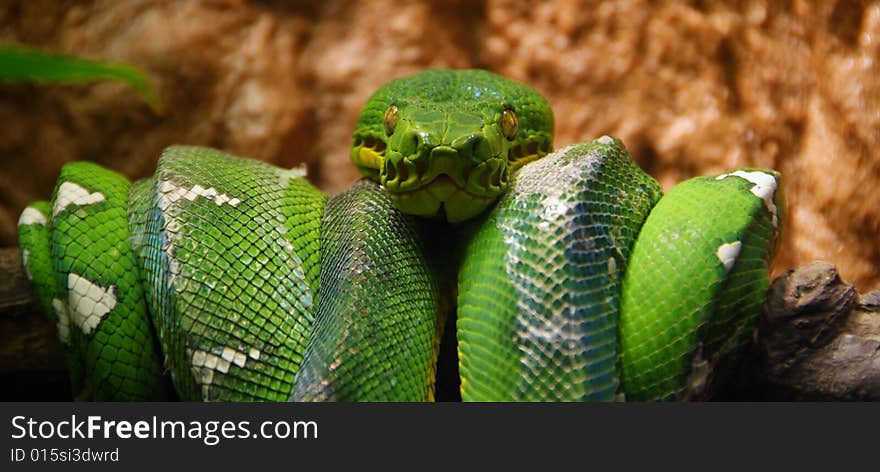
[18,69,782,401]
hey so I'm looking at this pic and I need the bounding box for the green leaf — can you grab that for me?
[0,42,164,113]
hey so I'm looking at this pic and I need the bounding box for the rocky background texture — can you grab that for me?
[0,0,878,292]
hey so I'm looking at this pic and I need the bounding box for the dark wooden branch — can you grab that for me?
[0,247,64,370]
[0,247,70,400]
[756,261,880,400]
[0,247,39,317]
[1,245,878,400]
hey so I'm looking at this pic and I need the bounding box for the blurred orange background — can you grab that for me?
[1,0,877,290]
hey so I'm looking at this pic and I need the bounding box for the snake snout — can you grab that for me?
[451,134,492,164]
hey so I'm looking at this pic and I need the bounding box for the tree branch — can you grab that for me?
[756,261,880,400]
[0,247,70,400]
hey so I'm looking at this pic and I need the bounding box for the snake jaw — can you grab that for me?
[381,150,509,222]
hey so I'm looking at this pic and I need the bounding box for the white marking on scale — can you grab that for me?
[188,348,218,398]
[216,357,231,374]
[168,256,182,278]
[157,180,186,211]
[232,351,247,368]
[21,250,32,280]
[203,352,219,370]
[52,298,71,344]
[221,346,236,363]
[716,241,742,272]
[192,346,250,377]
[201,369,214,386]
[158,179,242,209]
[715,170,779,227]
[278,165,308,187]
[67,273,116,335]
[192,350,207,367]
[201,186,218,199]
[248,347,261,360]
[18,207,47,226]
[597,135,615,145]
[183,184,205,201]
[52,182,105,217]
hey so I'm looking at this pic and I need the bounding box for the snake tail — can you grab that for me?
[619,169,783,401]
[457,137,663,401]
[290,179,445,401]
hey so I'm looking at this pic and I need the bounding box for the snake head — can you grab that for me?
[351,69,554,223]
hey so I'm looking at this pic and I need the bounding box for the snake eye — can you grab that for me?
[383,105,399,136]
[501,108,518,141]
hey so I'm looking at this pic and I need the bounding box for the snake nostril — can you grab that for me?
[456,135,485,162]
[402,131,431,163]
[408,132,427,154]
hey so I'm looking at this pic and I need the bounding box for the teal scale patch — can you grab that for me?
[458,138,662,401]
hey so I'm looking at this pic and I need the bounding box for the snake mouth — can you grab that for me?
[382,149,509,222]
[392,173,496,202]
[383,145,508,193]
[388,175,498,222]
[352,131,551,222]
